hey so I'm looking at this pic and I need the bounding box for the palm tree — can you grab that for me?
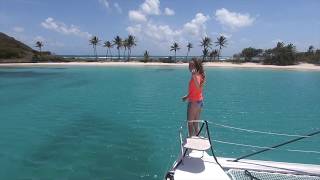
[202,48,209,61]
[287,43,295,52]
[210,49,219,62]
[215,35,227,61]
[103,41,113,61]
[35,41,43,52]
[89,36,100,61]
[35,41,44,58]
[170,42,180,62]
[123,39,128,60]
[200,37,212,60]
[127,35,137,61]
[113,36,122,60]
[143,50,149,63]
[276,42,285,48]
[186,42,193,61]
[308,45,314,54]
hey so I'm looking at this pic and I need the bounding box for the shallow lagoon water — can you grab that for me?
[0,65,319,179]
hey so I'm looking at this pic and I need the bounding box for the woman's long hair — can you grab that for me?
[192,58,205,86]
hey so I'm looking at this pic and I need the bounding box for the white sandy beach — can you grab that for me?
[0,62,319,71]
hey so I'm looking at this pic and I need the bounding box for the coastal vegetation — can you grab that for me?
[234,42,320,65]
[143,50,149,63]
[200,37,212,61]
[186,42,193,60]
[89,36,100,61]
[103,41,113,60]
[113,36,122,60]
[170,42,180,61]
[126,35,137,61]
[95,35,137,61]
[209,49,219,61]
[35,41,43,58]
[1,31,319,65]
[215,35,228,61]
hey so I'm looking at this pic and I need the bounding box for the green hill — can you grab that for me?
[0,32,37,62]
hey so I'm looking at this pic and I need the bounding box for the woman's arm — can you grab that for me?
[182,94,189,101]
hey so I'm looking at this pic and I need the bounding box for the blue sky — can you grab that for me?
[1,0,319,56]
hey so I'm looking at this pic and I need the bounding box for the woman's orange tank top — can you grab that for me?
[188,74,203,102]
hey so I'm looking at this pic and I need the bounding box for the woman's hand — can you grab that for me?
[182,95,188,102]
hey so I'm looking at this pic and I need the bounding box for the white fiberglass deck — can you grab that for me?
[170,151,320,180]
[173,150,230,180]
[218,157,320,177]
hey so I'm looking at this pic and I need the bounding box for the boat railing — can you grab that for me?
[199,120,320,161]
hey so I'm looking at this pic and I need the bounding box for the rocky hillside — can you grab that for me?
[0,32,36,62]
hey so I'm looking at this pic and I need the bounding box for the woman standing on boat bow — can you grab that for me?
[182,59,205,136]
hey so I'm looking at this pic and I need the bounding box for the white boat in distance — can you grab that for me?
[164,120,320,180]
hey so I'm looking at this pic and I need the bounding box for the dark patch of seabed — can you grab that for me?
[10,113,157,180]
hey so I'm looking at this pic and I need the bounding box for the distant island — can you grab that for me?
[0,32,319,66]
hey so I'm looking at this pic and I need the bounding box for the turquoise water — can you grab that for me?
[0,65,319,179]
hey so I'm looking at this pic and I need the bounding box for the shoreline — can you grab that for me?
[0,61,320,71]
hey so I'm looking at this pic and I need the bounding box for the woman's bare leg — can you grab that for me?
[194,107,202,135]
[187,102,198,136]
[187,103,192,136]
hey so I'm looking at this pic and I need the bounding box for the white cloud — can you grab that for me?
[13,26,24,33]
[126,1,211,51]
[114,3,122,13]
[145,23,181,42]
[127,13,210,47]
[128,0,174,22]
[128,10,147,22]
[127,24,142,35]
[164,7,175,16]
[183,13,209,37]
[215,8,254,29]
[41,17,92,39]
[127,23,178,44]
[99,0,122,14]
[98,0,109,9]
[140,0,160,15]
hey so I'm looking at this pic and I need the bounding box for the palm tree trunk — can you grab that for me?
[95,46,98,61]
[128,49,131,61]
[186,51,189,61]
[174,50,176,62]
[109,48,112,61]
[202,48,204,61]
[218,46,222,61]
[118,48,120,60]
[92,45,95,61]
[39,47,42,61]
[123,49,126,61]
[93,45,96,61]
